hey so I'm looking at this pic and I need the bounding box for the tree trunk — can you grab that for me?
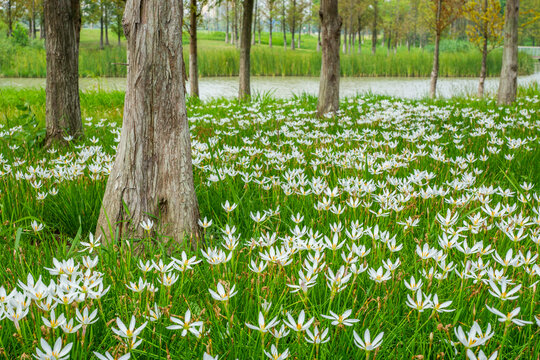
[44,0,83,144]
[190,0,199,98]
[317,0,341,116]
[371,0,377,54]
[269,14,273,47]
[7,0,12,37]
[226,0,230,43]
[429,32,440,98]
[239,0,255,99]
[478,34,488,97]
[291,0,296,50]
[40,11,46,39]
[497,0,519,105]
[105,7,109,46]
[97,0,201,246]
[100,3,104,50]
[342,29,346,53]
[317,23,320,51]
[233,0,239,45]
[252,0,257,45]
[282,0,287,48]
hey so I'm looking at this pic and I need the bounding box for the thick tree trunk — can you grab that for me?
[97,0,201,246]
[371,0,377,54]
[478,35,488,97]
[190,0,199,98]
[429,32,440,98]
[317,0,341,116]
[498,0,519,105]
[239,0,255,99]
[44,0,83,145]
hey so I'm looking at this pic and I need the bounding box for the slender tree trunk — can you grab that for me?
[429,32,440,98]
[239,0,255,99]
[226,0,230,43]
[44,0,83,144]
[269,13,273,47]
[7,0,12,37]
[282,0,287,49]
[478,34,488,97]
[317,0,341,116]
[252,0,257,45]
[291,0,296,50]
[29,17,34,39]
[97,0,201,246]
[100,2,104,50]
[40,11,46,39]
[498,0,519,105]
[372,0,378,54]
[105,7,109,45]
[32,2,37,38]
[233,0,239,45]
[342,29,346,53]
[190,0,199,98]
[258,10,261,44]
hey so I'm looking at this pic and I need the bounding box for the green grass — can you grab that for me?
[0,29,536,78]
[0,88,539,359]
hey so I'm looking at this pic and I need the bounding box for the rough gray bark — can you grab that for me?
[317,0,341,116]
[239,0,255,99]
[225,0,230,43]
[268,0,273,47]
[44,0,83,145]
[371,0,377,54]
[97,0,201,246]
[189,0,199,98]
[497,0,519,105]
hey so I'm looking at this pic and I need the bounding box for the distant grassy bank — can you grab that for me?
[0,29,536,78]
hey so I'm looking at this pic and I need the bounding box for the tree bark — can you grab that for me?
[7,0,12,37]
[105,6,109,46]
[497,0,519,105]
[190,0,199,98]
[478,34,488,97]
[282,0,287,48]
[40,11,46,39]
[429,32,440,98]
[239,0,255,99]
[44,0,83,145]
[269,12,273,47]
[371,0,377,54]
[291,0,296,50]
[100,2,104,50]
[97,0,201,246]
[225,0,230,43]
[317,0,341,116]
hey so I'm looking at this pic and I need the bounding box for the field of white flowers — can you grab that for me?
[0,92,539,360]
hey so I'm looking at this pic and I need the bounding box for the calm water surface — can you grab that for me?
[1,71,539,100]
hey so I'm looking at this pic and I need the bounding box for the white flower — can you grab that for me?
[167,309,203,336]
[209,283,237,301]
[140,219,154,231]
[353,328,384,351]
[321,309,360,326]
[245,311,280,333]
[34,337,72,360]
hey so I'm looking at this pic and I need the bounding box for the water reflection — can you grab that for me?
[1,72,539,100]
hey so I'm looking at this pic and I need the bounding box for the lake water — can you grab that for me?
[1,71,539,100]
